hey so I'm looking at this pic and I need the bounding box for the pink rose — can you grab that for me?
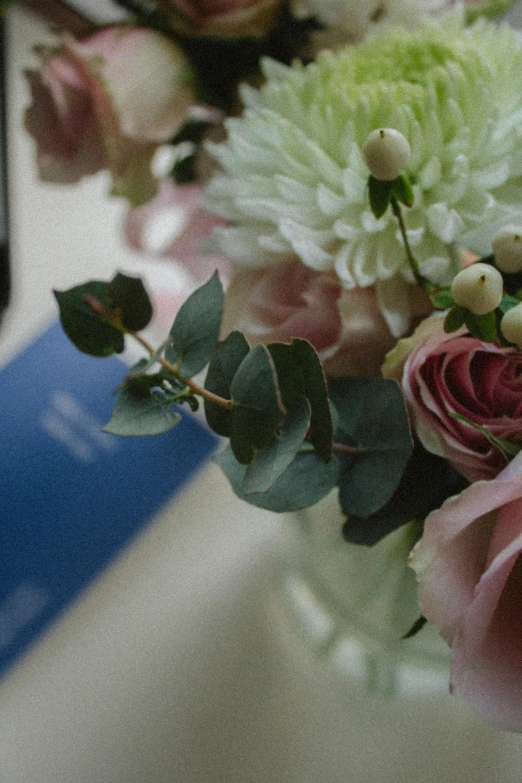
[25,26,195,205]
[221,259,401,377]
[410,451,522,730]
[154,0,282,37]
[383,314,522,482]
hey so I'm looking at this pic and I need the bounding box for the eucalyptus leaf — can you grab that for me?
[55,281,124,357]
[229,344,284,464]
[166,271,224,376]
[268,339,333,461]
[243,396,310,494]
[267,342,304,410]
[330,378,412,518]
[108,272,153,331]
[216,445,340,512]
[103,378,182,436]
[342,441,468,546]
[125,341,169,378]
[204,330,250,436]
[292,339,332,462]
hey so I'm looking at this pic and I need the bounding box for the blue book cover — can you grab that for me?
[0,321,217,676]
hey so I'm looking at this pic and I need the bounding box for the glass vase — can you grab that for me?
[278,490,451,698]
[268,491,522,781]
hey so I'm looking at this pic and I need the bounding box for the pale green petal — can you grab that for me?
[204,15,522,307]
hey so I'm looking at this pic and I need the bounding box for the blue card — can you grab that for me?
[0,321,217,676]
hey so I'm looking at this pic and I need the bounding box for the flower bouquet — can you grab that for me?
[20,0,522,731]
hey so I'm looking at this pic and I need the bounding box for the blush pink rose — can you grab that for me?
[221,259,403,377]
[155,0,282,37]
[25,26,195,205]
[383,314,522,482]
[410,450,522,730]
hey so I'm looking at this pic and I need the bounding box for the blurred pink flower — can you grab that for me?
[25,26,195,205]
[221,259,409,377]
[124,181,231,326]
[383,314,522,481]
[410,450,522,730]
[124,181,231,278]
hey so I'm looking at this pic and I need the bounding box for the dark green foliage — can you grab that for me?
[368,174,413,219]
[166,271,224,376]
[216,445,340,512]
[229,344,284,464]
[342,440,468,546]
[55,280,125,357]
[103,375,183,436]
[330,378,412,518]
[204,331,250,436]
[107,273,153,331]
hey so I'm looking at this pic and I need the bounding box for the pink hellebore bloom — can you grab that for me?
[410,450,522,731]
[25,26,195,205]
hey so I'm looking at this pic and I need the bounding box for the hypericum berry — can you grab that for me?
[451,262,504,315]
[362,128,411,181]
[500,303,522,347]
[492,225,522,274]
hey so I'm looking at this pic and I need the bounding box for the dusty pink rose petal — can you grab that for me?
[385,313,522,482]
[220,259,406,377]
[222,260,341,353]
[25,46,106,183]
[411,450,522,730]
[25,26,194,205]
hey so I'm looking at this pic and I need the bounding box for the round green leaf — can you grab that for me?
[166,272,224,377]
[216,445,340,512]
[108,272,153,331]
[54,281,124,357]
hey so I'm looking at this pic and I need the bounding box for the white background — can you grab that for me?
[1,5,522,781]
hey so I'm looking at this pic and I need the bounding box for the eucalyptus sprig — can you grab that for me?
[54,270,423,540]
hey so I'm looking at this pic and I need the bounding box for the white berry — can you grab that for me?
[362,128,411,181]
[492,225,522,274]
[451,263,504,315]
[500,303,522,347]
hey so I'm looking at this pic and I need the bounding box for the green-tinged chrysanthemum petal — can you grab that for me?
[204,15,522,297]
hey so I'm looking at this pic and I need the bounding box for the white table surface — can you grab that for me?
[1,6,522,782]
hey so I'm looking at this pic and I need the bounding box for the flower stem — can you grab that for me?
[129,329,234,410]
[390,196,427,289]
[332,442,364,455]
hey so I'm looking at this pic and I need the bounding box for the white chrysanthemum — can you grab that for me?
[203,14,522,331]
